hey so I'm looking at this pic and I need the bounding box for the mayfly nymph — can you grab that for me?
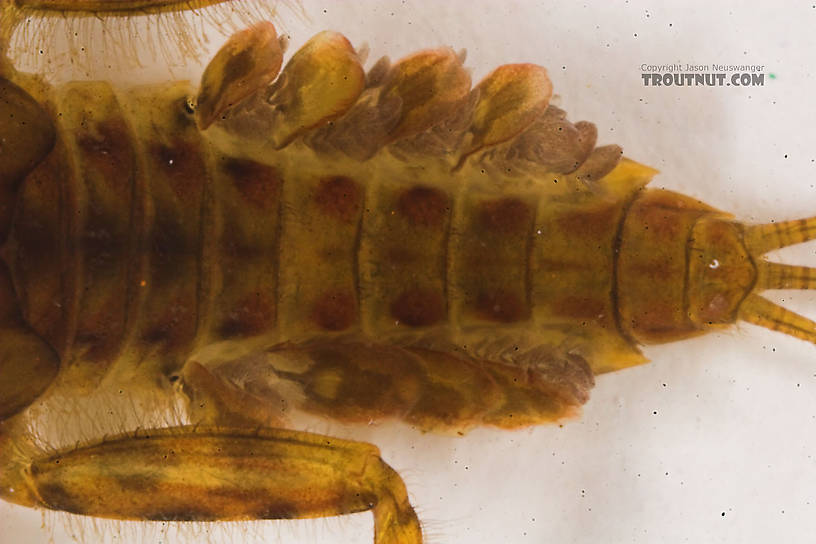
[0,1,814,543]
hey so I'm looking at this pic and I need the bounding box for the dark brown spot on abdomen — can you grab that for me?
[312,289,357,331]
[479,197,532,236]
[314,176,362,223]
[222,158,282,210]
[397,185,450,228]
[150,141,207,199]
[390,287,446,327]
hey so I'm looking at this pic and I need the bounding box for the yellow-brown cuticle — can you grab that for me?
[616,189,719,344]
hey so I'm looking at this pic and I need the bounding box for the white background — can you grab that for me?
[2,1,816,543]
